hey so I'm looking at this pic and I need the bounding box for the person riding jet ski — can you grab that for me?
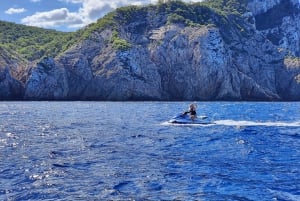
[183,103,197,120]
[168,103,210,124]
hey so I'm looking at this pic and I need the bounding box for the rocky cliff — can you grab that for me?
[1,0,300,100]
[0,47,28,100]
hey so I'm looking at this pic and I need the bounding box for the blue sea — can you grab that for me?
[0,101,299,201]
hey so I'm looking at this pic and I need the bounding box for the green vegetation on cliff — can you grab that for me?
[0,0,248,61]
[81,0,248,36]
[80,12,116,39]
[111,30,132,50]
[0,21,80,61]
[201,0,247,14]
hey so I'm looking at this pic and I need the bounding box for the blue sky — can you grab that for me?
[1,0,203,32]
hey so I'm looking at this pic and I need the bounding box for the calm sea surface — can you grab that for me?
[0,101,299,201]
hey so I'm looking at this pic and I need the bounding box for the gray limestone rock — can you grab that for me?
[2,0,300,100]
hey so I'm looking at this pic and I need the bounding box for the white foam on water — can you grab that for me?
[160,121,215,126]
[214,120,300,127]
[269,189,300,201]
[161,120,300,127]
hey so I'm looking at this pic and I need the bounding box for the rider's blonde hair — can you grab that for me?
[190,103,197,109]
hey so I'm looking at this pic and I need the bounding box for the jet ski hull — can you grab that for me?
[168,113,213,124]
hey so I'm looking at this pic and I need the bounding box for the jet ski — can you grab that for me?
[168,113,212,125]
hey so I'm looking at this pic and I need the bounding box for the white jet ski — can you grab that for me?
[168,113,213,125]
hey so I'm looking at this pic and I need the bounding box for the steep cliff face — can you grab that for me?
[247,0,299,15]
[1,0,300,100]
[247,0,280,15]
[24,58,69,100]
[0,47,27,100]
[0,66,24,100]
[247,0,300,100]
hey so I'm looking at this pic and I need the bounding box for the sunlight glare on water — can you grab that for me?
[0,101,299,200]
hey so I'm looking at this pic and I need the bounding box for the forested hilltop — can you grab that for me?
[0,0,300,100]
[0,21,76,61]
[0,0,247,61]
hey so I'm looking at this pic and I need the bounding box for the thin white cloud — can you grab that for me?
[77,0,155,22]
[30,0,41,2]
[5,8,27,15]
[21,8,84,29]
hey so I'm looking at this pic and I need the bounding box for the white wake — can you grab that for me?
[214,120,300,127]
[161,120,300,127]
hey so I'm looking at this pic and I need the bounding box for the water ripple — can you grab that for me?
[0,101,299,200]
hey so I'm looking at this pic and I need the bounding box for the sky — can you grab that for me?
[1,0,203,32]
